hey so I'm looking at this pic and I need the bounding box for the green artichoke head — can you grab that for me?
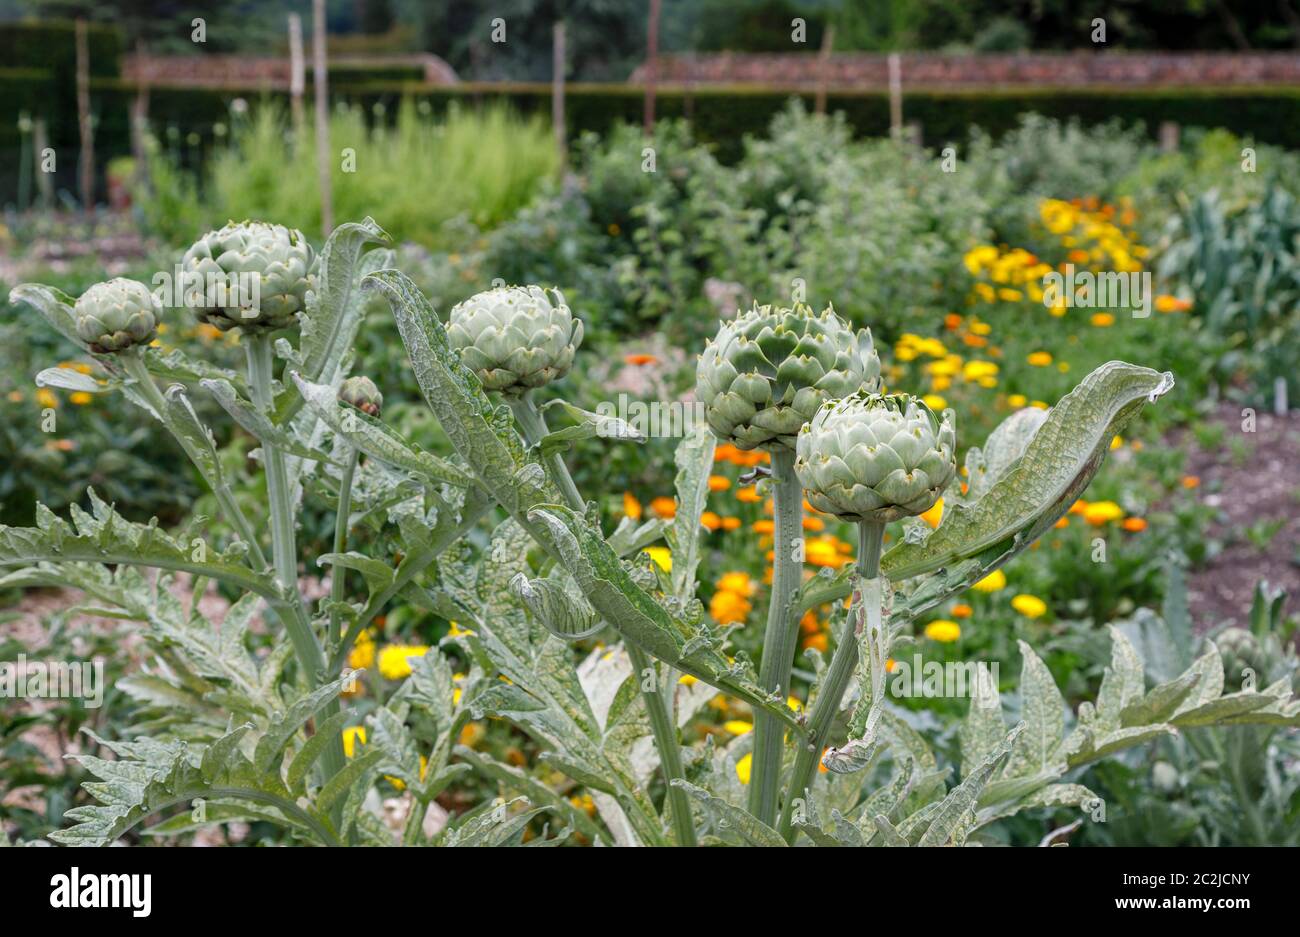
[447,285,583,394]
[73,278,160,354]
[338,375,383,417]
[181,221,316,333]
[696,302,880,451]
[796,391,956,523]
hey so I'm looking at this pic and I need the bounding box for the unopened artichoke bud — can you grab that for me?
[181,221,316,333]
[339,376,383,417]
[447,285,583,394]
[796,391,956,523]
[1214,627,1268,690]
[73,278,160,353]
[695,302,880,451]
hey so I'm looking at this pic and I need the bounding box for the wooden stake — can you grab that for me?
[552,21,566,166]
[814,24,835,115]
[888,52,902,138]
[644,0,661,135]
[75,18,95,215]
[289,13,306,138]
[312,0,333,235]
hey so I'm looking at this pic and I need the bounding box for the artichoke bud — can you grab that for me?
[796,391,957,523]
[338,375,383,417]
[181,221,316,334]
[1214,627,1267,690]
[695,301,880,452]
[73,278,160,354]
[447,285,583,395]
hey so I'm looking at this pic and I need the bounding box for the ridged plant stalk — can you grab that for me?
[510,391,697,847]
[747,447,803,826]
[245,335,346,787]
[778,519,884,841]
[328,446,359,645]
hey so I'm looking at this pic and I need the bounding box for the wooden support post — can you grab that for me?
[888,52,903,139]
[552,21,566,166]
[289,13,306,139]
[644,0,661,135]
[75,18,95,215]
[312,0,333,235]
[1159,120,1180,153]
[814,24,835,115]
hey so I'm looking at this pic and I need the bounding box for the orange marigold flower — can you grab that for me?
[708,474,731,492]
[1121,517,1148,532]
[700,511,722,531]
[799,609,820,634]
[623,353,659,366]
[649,496,677,519]
[752,519,775,535]
[735,487,762,503]
[1054,516,1069,529]
[1068,500,1089,515]
[802,515,825,532]
[623,492,642,520]
[803,632,828,652]
[944,313,962,330]
[1181,475,1200,489]
[709,589,752,626]
[721,516,742,531]
[950,603,972,619]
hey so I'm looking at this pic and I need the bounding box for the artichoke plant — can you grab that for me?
[796,391,957,523]
[73,277,160,354]
[181,221,316,333]
[447,285,582,395]
[695,302,880,451]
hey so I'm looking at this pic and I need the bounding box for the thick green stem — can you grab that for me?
[245,336,346,789]
[777,519,884,842]
[328,446,359,645]
[506,394,585,510]
[121,353,268,570]
[748,446,803,826]
[510,392,697,847]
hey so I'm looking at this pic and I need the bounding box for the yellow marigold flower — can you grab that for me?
[736,752,753,784]
[37,388,58,408]
[710,588,752,625]
[1091,312,1115,327]
[447,620,474,637]
[378,644,430,680]
[458,722,485,748]
[1031,400,1049,410]
[1082,501,1124,526]
[972,570,1007,593]
[724,720,753,735]
[922,393,947,411]
[708,474,731,492]
[717,571,755,597]
[962,360,998,382]
[623,492,642,520]
[348,632,376,671]
[342,726,366,758]
[452,672,466,706]
[1110,435,1123,450]
[1155,294,1192,313]
[931,375,952,392]
[786,695,803,713]
[1027,351,1053,367]
[973,282,996,303]
[678,673,698,686]
[924,620,961,643]
[69,391,93,405]
[643,546,672,572]
[649,496,676,519]
[997,288,1023,302]
[927,358,960,378]
[1007,393,1028,408]
[1011,594,1047,619]
[919,497,944,529]
[804,536,851,569]
[970,321,992,336]
[735,486,761,503]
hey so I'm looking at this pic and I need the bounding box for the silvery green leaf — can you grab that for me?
[1119,668,1202,726]
[201,377,340,466]
[537,400,646,455]
[1065,724,1176,767]
[918,723,1021,846]
[959,662,1005,777]
[253,673,354,774]
[963,406,1048,500]
[287,709,352,796]
[672,780,785,847]
[1005,641,1067,778]
[511,572,602,641]
[607,515,670,557]
[315,748,385,814]
[454,745,609,844]
[1094,624,1145,731]
[293,372,474,487]
[9,283,87,351]
[143,346,247,395]
[873,815,909,847]
[669,424,715,601]
[36,366,109,393]
[161,384,225,489]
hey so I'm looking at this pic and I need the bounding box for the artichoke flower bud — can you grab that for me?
[338,375,383,417]
[73,278,160,354]
[695,302,880,451]
[1214,627,1267,691]
[447,285,583,394]
[181,221,316,334]
[796,391,956,523]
